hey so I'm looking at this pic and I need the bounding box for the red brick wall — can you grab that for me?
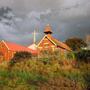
[38,37,57,51]
[0,42,14,61]
[38,36,68,54]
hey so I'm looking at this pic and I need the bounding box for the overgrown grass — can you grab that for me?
[0,51,89,90]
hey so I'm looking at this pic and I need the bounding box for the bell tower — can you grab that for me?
[44,24,53,35]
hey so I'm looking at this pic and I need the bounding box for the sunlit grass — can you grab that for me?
[0,51,89,90]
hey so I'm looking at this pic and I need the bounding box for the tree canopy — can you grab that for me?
[65,37,87,51]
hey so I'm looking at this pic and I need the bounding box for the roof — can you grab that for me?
[1,40,38,54]
[44,24,53,34]
[49,36,71,51]
[28,43,37,50]
[38,35,71,51]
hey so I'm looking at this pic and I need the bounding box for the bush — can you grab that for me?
[83,71,90,90]
[40,58,50,65]
[79,63,90,90]
[66,52,75,60]
[11,51,32,63]
[75,50,90,62]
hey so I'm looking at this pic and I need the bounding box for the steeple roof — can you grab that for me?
[44,24,53,34]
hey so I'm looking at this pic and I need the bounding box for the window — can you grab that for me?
[38,47,42,49]
[38,47,42,50]
[51,46,55,51]
[44,43,49,45]
[45,46,48,48]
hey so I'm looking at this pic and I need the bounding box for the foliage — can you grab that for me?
[0,69,48,90]
[78,62,90,90]
[75,50,90,62]
[66,52,75,60]
[39,57,50,65]
[65,37,87,51]
[11,51,32,63]
[0,51,89,90]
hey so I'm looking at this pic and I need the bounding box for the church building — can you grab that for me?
[37,24,71,52]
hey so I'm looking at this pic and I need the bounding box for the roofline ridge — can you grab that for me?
[46,36,57,46]
[1,40,10,50]
[37,35,47,46]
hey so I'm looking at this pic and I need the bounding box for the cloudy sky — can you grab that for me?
[0,0,90,45]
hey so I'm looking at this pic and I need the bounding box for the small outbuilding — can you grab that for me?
[0,40,38,62]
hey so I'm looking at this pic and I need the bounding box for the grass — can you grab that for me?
[0,52,89,90]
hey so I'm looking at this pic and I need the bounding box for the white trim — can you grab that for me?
[37,35,47,46]
[1,40,9,50]
[37,35,57,47]
[44,43,49,45]
[45,46,48,48]
[46,37,57,46]
[38,47,42,48]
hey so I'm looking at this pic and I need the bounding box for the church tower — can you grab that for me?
[44,24,53,35]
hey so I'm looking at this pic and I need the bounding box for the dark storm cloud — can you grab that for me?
[0,0,90,45]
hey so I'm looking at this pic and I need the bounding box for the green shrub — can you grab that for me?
[83,71,90,90]
[40,57,50,65]
[79,63,90,90]
[75,50,90,63]
[66,52,75,60]
[11,51,32,63]
[10,71,48,86]
[0,50,89,90]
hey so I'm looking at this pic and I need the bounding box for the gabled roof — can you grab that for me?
[49,35,71,51]
[1,40,38,54]
[38,35,71,51]
[28,43,37,50]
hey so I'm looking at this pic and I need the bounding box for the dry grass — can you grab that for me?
[0,53,89,90]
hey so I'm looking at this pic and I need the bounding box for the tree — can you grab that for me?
[65,37,87,51]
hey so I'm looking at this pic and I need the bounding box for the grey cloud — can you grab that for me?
[0,0,13,7]
[0,0,90,45]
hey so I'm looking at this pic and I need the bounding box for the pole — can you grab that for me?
[33,30,36,44]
